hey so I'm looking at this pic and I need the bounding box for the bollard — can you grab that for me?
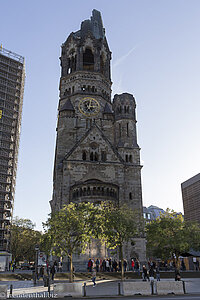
[118,282,121,295]
[150,280,154,295]
[10,284,13,298]
[182,280,186,294]
[48,278,51,298]
[83,282,86,297]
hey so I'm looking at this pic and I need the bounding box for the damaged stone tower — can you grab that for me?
[51,9,146,269]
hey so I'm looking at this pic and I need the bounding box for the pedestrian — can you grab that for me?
[102,259,106,272]
[95,258,100,272]
[135,259,140,275]
[109,258,112,272]
[12,262,15,272]
[106,259,109,272]
[38,266,44,280]
[58,261,62,272]
[175,267,181,281]
[92,268,97,287]
[149,267,155,282]
[124,259,128,272]
[156,265,160,281]
[88,259,92,272]
[131,259,135,271]
[112,259,117,272]
[142,265,148,281]
[50,264,56,281]
[181,259,186,271]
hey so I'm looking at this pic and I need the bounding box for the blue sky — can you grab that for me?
[1,0,200,230]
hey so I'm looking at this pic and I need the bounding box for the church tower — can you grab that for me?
[51,9,146,268]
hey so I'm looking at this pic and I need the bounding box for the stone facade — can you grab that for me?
[51,9,146,268]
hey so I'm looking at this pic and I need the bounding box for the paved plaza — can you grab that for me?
[1,277,200,298]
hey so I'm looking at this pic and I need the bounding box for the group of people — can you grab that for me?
[142,262,161,282]
[37,261,62,281]
[87,258,132,273]
[142,260,182,282]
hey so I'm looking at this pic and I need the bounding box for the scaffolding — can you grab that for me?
[0,47,25,252]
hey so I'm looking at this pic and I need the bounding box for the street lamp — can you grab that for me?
[34,245,39,285]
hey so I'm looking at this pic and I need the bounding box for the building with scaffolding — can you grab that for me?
[0,46,25,270]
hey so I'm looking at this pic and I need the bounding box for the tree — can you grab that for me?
[99,203,142,280]
[146,209,200,268]
[11,217,42,263]
[43,202,98,282]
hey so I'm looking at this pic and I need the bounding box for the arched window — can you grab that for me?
[83,48,94,71]
[94,152,98,161]
[93,187,97,195]
[126,154,129,162]
[101,151,107,161]
[83,188,87,196]
[87,187,91,195]
[129,155,132,163]
[82,151,86,161]
[119,124,121,138]
[80,188,83,196]
[90,152,94,161]
[129,192,132,200]
[127,123,129,137]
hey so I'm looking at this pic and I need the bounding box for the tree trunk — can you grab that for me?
[174,251,180,269]
[69,254,73,283]
[119,243,124,281]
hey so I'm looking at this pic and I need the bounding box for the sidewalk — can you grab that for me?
[1,278,200,297]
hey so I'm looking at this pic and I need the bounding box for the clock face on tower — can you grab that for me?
[78,97,100,117]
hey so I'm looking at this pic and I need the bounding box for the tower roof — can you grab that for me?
[103,103,113,114]
[60,99,74,111]
[74,9,105,40]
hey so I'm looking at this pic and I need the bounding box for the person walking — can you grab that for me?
[142,265,148,281]
[88,259,93,272]
[149,267,155,282]
[50,264,56,281]
[156,265,160,281]
[92,268,97,287]
[95,258,100,272]
[38,266,44,280]
[106,259,109,272]
[131,259,135,271]
[135,259,140,275]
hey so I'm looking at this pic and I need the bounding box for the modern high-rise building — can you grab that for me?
[51,10,146,269]
[0,47,25,262]
[181,173,200,223]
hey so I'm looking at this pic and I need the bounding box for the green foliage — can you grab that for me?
[43,202,142,281]
[11,217,42,263]
[99,202,141,280]
[146,209,200,263]
[44,202,98,257]
[99,202,140,249]
[43,202,99,282]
